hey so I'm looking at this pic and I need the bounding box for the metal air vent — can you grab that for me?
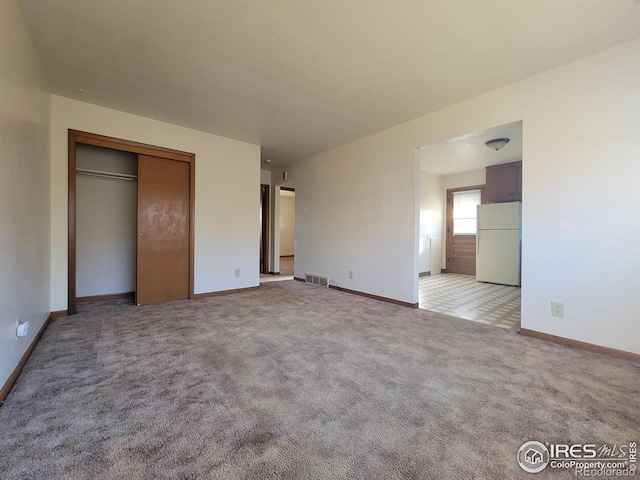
[305,273,329,287]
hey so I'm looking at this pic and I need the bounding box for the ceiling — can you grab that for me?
[19,1,640,165]
[420,121,522,176]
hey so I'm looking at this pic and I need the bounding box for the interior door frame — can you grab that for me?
[260,184,270,274]
[279,186,295,270]
[445,184,486,274]
[68,129,195,315]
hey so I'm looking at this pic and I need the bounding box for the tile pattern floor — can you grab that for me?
[419,273,521,331]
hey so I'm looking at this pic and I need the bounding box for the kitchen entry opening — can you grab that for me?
[417,119,523,331]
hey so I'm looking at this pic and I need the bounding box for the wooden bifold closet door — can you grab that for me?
[136,154,190,305]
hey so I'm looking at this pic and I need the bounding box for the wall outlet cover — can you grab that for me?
[16,320,29,338]
[551,302,564,317]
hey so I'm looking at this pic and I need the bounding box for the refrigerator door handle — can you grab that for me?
[477,232,480,254]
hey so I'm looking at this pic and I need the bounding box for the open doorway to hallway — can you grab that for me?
[260,184,270,274]
[261,186,295,283]
[417,121,522,331]
[278,188,295,277]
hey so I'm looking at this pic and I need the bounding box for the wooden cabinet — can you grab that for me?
[486,161,522,203]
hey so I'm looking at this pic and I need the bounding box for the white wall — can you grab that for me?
[279,193,295,256]
[50,96,261,310]
[286,141,418,303]
[0,0,51,387]
[260,169,272,186]
[442,169,486,191]
[419,171,443,274]
[76,145,137,297]
[440,169,486,268]
[290,39,640,353]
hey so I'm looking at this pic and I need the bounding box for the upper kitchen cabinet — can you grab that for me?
[485,161,522,203]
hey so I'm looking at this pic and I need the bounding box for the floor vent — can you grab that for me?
[305,273,329,287]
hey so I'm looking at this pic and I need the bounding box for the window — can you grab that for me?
[452,189,481,235]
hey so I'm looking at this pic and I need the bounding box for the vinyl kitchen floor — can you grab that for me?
[419,273,521,331]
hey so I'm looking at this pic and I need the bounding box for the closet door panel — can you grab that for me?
[137,155,190,305]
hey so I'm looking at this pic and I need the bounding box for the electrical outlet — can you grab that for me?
[348,271,354,280]
[234,269,240,278]
[551,302,564,318]
[16,319,29,339]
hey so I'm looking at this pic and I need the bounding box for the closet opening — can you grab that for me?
[75,144,137,303]
[68,130,195,315]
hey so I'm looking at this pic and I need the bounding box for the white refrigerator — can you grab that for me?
[476,202,521,286]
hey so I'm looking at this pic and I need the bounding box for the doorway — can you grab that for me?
[68,130,195,314]
[260,184,269,274]
[75,145,137,301]
[279,187,295,277]
[417,120,523,330]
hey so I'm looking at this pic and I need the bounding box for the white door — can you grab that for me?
[476,229,520,286]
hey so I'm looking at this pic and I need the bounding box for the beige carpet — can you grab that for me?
[0,281,638,479]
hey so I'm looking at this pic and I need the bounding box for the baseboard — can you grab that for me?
[193,286,260,298]
[0,311,58,406]
[293,277,417,308]
[280,255,294,258]
[519,328,640,363]
[268,272,280,275]
[328,285,418,309]
[76,292,134,302]
[419,271,431,277]
[441,269,447,274]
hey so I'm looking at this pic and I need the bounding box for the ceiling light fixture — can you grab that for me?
[485,138,510,151]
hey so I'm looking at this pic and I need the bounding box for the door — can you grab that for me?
[137,154,190,305]
[445,186,485,275]
[448,235,477,275]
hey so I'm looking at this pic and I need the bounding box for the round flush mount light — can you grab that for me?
[485,138,510,151]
